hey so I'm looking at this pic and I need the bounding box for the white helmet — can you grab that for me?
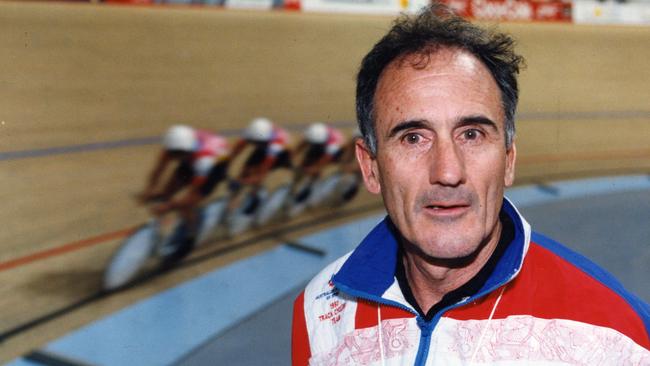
[305,122,328,144]
[245,117,273,142]
[163,124,195,152]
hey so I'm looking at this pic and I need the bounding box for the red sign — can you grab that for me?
[284,0,301,10]
[443,0,571,22]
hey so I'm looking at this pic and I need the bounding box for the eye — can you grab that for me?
[403,133,421,144]
[462,129,483,141]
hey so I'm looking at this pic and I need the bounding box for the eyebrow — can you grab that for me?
[387,120,428,138]
[457,115,499,131]
[387,115,499,139]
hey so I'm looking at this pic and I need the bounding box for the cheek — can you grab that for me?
[380,152,418,187]
[466,149,507,195]
[377,158,410,207]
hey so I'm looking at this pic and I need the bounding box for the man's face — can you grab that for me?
[357,48,516,260]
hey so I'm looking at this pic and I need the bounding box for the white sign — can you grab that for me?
[573,0,650,26]
[300,0,429,15]
[226,0,275,9]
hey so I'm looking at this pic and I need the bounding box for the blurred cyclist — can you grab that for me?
[139,124,230,263]
[227,117,292,214]
[291,122,345,202]
[335,129,363,202]
[338,128,363,176]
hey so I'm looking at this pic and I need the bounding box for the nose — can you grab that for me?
[429,137,466,187]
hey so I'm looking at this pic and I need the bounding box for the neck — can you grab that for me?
[400,221,503,312]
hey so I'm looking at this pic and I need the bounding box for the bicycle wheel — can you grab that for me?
[335,173,361,204]
[103,220,159,291]
[308,173,342,208]
[196,198,228,245]
[227,189,267,236]
[288,182,313,218]
[255,184,291,226]
[157,219,197,268]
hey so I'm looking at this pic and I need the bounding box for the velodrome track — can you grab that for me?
[1,1,650,363]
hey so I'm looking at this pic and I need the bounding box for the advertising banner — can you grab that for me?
[442,0,571,22]
[295,0,430,14]
[226,0,276,8]
[105,0,153,4]
[573,0,650,26]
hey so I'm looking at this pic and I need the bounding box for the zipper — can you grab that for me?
[334,282,438,364]
[334,282,417,316]
[333,269,517,364]
[414,316,435,366]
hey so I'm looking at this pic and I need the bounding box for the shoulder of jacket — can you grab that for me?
[306,251,352,289]
[302,251,353,304]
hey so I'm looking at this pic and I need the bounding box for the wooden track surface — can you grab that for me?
[1,2,650,361]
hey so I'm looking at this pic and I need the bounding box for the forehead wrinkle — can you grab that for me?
[374,48,504,137]
[379,63,489,100]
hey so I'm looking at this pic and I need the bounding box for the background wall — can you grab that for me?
[0,2,649,361]
[1,2,649,171]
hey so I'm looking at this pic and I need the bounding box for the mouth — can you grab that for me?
[423,202,470,216]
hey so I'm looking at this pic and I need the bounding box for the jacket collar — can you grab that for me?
[332,198,529,301]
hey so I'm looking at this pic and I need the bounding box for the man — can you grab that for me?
[140,124,230,263]
[227,117,292,214]
[291,122,345,203]
[292,4,650,365]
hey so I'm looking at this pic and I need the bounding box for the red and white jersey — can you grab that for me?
[267,126,291,157]
[191,130,229,179]
[323,126,344,156]
[292,199,650,365]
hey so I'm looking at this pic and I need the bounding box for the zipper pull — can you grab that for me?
[416,316,434,337]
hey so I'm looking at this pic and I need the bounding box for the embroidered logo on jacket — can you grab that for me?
[310,318,417,365]
[449,315,650,365]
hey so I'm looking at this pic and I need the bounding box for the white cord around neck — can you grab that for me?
[469,285,506,364]
[377,304,386,366]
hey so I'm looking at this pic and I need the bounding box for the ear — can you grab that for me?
[504,141,516,187]
[355,138,381,195]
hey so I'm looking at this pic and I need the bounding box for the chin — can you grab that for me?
[409,231,485,263]
[427,241,480,259]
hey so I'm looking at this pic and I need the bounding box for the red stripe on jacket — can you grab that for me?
[446,242,650,349]
[355,299,415,329]
[292,291,311,366]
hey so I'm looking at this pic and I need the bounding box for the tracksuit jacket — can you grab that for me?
[292,198,650,365]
